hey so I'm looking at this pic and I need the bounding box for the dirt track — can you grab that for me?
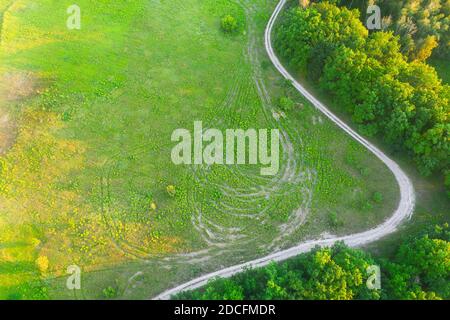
[153,0,415,300]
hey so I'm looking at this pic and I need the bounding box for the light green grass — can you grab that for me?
[0,0,400,299]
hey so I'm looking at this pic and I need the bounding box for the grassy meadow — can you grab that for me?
[0,0,401,299]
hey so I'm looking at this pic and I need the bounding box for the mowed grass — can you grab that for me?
[1,0,399,299]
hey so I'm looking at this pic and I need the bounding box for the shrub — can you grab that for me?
[328,211,343,228]
[102,286,118,299]
[278,96,295,112]
[261,60,271,70]
[372,192,383,204]
[221,15,238,34]
[35,256,49,273]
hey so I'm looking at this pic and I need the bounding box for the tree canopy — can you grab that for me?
[275,1,449,193]
[174,224,450,300]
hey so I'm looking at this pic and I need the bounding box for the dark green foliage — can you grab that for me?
[446,170,450,198]
[275,1,449,197]
[381,223,450,299]
[102,286,118,299]
[275,2,368,72]
[176,243,380,300]
[328,211,343,228]
[4,280,49,300]
[175,278,245,300]
[307,42,336,82]
[174,224,450,300]
[372,192,383,204]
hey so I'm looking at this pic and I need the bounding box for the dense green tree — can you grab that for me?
[321,46,387,135]
[377,76,415,145]
[306,41,336,82]
[299,244,379,299]
[174,225,449,300]
[408,123,449,175]
[262,263,303,299]
[175,243,381,300]
[364,31,406,71]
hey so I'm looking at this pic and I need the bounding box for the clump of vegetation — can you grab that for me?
[6,280,49,300]
[278,96,295,112]
[35,256,49,274]
[372,192,384,204]
[328,211,343,228]
[444,170,450,196]
[0,0,412,300]
[275,1,449,197]
[166,185,176,197]
[260,60,271,70]
[361,201,374,212]
[176,242,380,300]
[221,15,238,33]
[175,224,450,300]
[102,286,118,299]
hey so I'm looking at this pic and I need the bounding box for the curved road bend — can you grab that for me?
[153,0,415,300]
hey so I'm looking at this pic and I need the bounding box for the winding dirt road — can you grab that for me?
[153,0,415,300]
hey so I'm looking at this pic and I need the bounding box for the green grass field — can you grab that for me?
[0,0,402,299]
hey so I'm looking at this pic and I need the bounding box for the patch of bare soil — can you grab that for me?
[0,71,37,101]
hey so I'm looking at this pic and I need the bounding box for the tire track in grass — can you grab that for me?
[153,0,415,300]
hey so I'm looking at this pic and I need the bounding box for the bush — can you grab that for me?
[175,224,450,300]
[278,96,295,112]
[221,15,238,34]
[328,211,343,228]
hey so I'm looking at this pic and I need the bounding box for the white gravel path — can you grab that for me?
[153,0,415,300]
